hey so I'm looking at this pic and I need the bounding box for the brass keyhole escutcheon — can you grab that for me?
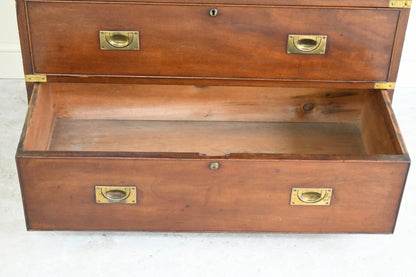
[209,8,219,17]
[209,162,220,170]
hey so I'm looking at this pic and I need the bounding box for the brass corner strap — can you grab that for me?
[25,75,47,83]
[389,0,412,8]
[374,82,396,89]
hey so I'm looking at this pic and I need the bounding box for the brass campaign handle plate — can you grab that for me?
[290,188,333,205]
[99,31,140,50]
[287,34,327,54]
[95,186,137,204]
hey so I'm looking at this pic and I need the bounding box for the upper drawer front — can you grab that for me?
[27,2,399,82]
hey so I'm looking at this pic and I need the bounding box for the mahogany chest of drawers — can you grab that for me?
[16,0,411,232]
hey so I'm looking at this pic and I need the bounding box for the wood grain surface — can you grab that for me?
[388,8,411,83]
[17,157,409,233]
[22,83,404,156]
[48,83,364,122]
[22,84,54,151]
[17,1,411,98]
[48,119,365,155]
[16,83,409,232]
[15,0,411,232]
[360,91,404,155]
[26,0,394,7]
[27,2,398,81]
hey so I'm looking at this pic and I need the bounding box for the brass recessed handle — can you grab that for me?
[298,191,324,203]
[106,33,133,48]
[290,188,333,205]
[103,189,129,201]
[95,186,137,204]
[287,35,327,55]
[99,31,140,50]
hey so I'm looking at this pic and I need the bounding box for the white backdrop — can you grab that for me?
[1,1,415,85]
[1,2,416,277]
[0,0,23,78]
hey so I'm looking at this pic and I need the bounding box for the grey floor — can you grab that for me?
[1,79,415,276]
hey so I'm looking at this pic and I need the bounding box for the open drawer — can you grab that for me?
[16,83,409,233]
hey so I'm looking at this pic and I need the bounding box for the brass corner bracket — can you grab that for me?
[374,82,396,89]
[389,0,412,8]
[25,75,47,83]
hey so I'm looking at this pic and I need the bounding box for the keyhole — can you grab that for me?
[209,8,218,17]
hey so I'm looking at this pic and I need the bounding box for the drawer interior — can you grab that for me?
[22,83,404,156]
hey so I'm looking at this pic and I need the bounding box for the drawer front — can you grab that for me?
[28,2,399,82]
[18,157,408,233]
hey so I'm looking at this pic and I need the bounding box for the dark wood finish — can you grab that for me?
[21,83,406,156]
[360,90,404,155]
[388,8,411,82]
[22,85,55,150]
[387,89,394,101]
[49,120,365,155]
[16,84,409,232]
[385,7,410,99]
[42,75,385,91]
[17,157,409,233]
[48,83,364,122]
[380,90,409,154]
[16,0,412,233]
[26,0,393,8]
[27,3,398,81]
[17,1,411,98]
[20,83,405,156]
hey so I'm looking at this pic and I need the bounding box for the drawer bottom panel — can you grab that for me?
[17,157,408,233]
